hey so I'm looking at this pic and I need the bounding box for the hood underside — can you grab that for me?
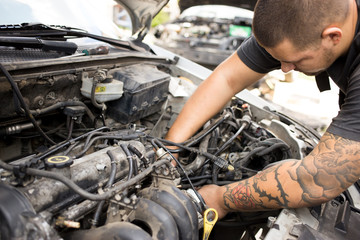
[115,0,169,36]
[178,0,256,12]
[116,0,256,36]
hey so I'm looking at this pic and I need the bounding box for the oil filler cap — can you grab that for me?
[45,155,73,169]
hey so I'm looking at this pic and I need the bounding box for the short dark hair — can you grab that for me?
[253,0,349,50]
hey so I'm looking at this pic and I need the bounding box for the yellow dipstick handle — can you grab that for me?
[202,208,218,240]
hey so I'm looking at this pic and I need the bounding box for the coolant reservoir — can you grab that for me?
[81,72,124,103]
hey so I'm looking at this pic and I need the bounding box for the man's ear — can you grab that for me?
[322,27,342,45]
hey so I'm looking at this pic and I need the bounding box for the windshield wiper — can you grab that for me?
[0,23,149,52]
[0,36,77,54]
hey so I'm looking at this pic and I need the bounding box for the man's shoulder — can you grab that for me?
[237,36,280,74]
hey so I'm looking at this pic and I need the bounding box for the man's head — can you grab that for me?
[253,0,353,75]
[253,0,349,50]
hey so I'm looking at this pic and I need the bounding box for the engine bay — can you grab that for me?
[1,42,360,240]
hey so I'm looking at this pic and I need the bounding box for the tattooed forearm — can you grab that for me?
[223,179,266,210]
[223,165,290,210]
[221,132,360,211]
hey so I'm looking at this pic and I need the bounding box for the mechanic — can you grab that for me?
[165,0,360,219]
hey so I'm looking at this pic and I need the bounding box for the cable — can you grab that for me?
[0,158,169,201]
[128,144,149,168]
[152,138,207,211]
[75,132,144,158]
[120,144,135,180]
[0,63,56,144]
[92,150,118,226]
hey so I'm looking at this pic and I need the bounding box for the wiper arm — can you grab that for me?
[0,23,149,52]
[0,36,77,54]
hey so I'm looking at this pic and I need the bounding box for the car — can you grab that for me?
[0,1,359,240]
[153,4,253,69]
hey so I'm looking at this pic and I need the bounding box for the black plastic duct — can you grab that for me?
[0,183,36,239]
[140,182,199,240]
[128,198,179,239]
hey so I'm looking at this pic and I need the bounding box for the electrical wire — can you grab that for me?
[0,63,56,145]
[0,158,169,201]
[152,138,207,211]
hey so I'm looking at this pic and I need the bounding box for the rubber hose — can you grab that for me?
[184,123,211,174]
[92,150,118,226]
[128,198,179,240]
[120,144,134,180]
[140,183,198,240]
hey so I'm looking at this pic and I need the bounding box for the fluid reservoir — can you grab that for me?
[81,72,124,103]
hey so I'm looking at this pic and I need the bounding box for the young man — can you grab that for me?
[165,0,360,218]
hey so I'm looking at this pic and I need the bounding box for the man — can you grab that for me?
[165,0,360,219]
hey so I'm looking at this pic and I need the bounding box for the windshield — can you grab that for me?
[0,0,131,40]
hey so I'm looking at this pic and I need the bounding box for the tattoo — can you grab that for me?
[223,132,360,211]
[290,132,360,204]
[223,165,290,210]
[223,179,266,210]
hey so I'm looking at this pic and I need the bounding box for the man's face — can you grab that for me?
[265,39,336,76]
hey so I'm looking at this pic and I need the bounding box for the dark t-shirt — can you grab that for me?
[237,1,360,142]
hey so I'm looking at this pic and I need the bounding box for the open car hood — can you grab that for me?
[115,0,169,36]
[116,0,256,36]
[178,0,256,12]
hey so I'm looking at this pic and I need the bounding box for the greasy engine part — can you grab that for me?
[127,198,179,239]
[140,180,199,240]
[1,44,359,240]
[64,222,152,240]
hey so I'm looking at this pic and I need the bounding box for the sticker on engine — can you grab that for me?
[95,86,106,92]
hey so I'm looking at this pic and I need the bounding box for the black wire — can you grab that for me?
[128,144,149,168]
[0,63,56,145]
[26,126,109,167]
[92,150,118,226]
[152,138,207,210]
[66,117,74,141]
[75,132,143,158]
[0,157,169,201]
[120,144,135,180]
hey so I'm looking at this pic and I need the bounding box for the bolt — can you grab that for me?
[267,216,277,228]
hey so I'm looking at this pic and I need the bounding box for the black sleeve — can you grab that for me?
[327,64,360,142]
[237,36,281,74]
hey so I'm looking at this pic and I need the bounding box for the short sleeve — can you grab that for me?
[327,64,360,141]
[237,36,281,74]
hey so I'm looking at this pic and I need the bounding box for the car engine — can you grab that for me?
[1,36,360,240]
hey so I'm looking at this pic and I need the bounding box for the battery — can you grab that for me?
[107,64,170,124]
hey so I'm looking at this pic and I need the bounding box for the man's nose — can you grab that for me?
[281,62,296,73]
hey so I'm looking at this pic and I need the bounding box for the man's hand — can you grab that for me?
[198,184,229,219]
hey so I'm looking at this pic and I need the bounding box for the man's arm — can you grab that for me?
[199,131,360,219]
[165,51,265,144]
